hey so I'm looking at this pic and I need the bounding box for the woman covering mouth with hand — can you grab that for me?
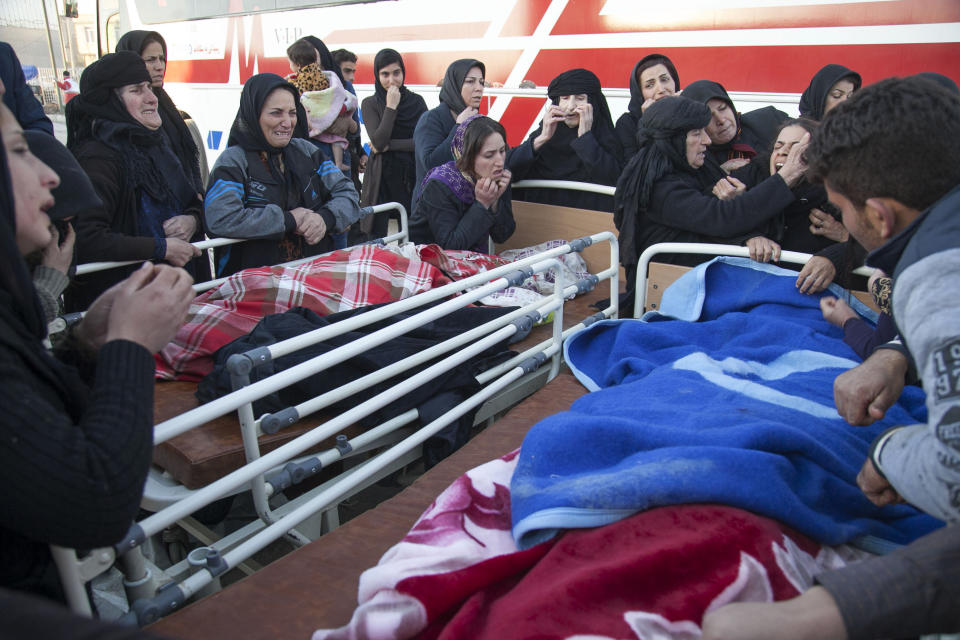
[409,115,515,252]
[508,68,622,213]
[64,51,209,310]
[203,73,362,277]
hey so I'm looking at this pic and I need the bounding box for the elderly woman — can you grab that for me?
[614,96,808,286]
[116,30,205,193]
[681,80,788,173]
[203,73,361,277]
[413,58,485,203]
[65,51,206,310]
[360,48,428,237]
[798,64,862,122]
[615,54,681,159]
[508,68,622,212]
[0,100,193,601]
[410,115,515,252]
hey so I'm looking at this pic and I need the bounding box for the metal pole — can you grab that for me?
[40,0,65,112]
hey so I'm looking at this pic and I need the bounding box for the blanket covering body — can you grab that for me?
[512,258,942,548]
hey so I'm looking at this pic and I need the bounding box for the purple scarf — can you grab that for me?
[420,114,482,204]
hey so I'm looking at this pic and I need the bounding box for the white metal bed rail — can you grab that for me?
[512,179,616,197]
[634,242,875,318]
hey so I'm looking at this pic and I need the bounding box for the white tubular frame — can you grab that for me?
[634,242,876,318]
[72,202,407,287]
[512,179,616,197]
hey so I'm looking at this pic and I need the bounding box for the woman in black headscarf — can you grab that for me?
[508,68,622,212]
[203,73,361,277]
[614,96,809,285]
[615,54,680,159]
[116,30,205,194]
[360,48,428,237]
[65,51,207,310]
[682,80,788,173]
[798,64,862,122]
[413,58,486,203]
[0,99,193,601]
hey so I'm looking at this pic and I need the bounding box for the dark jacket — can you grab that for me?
[634,169,795,266]
[67,138,208,310]
[410,179,515,252]
[0,42,53,135]
[204,138,361,276]
[507,128,620,212]
[0,299,155,600]
[412,103,458,204]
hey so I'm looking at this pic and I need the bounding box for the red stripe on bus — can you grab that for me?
[552,0,960,35]
[525,43,960,93]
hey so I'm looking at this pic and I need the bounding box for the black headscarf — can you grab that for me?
[66,51,196,213]
[115,30,204,193]
[614,96,721,267]
[627,54,681,119]
[228,73,309,153]
[0,125,46,340]
[915,72,959,95]
[798,64,862,121]
[682,79,763,160]
[302,36,345,85]
[523,68,621,180]
[373,48,423,139]
[23,131,101,222]
[438,59,485,113]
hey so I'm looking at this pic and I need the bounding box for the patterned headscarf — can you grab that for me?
[420,114,483,203]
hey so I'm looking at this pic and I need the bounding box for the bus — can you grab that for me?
[103,0,960,168]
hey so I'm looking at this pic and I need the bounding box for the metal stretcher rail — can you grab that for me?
[634,242,875,318]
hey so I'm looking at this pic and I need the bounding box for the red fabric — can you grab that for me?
[155,245,449,381]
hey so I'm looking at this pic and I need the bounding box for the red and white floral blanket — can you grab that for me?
[313,451,868,640]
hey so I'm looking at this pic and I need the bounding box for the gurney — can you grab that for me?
[143,244,945,639]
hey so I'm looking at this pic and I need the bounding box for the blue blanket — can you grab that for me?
[511,258,943,549]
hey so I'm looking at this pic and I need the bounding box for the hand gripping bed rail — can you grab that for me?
[634,242,877,318]
[133,257,566,550]
[151,238,611,445]
[124,337,562,625]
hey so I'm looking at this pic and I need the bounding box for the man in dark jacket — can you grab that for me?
[701,75,960,640]
[0,42,54,135]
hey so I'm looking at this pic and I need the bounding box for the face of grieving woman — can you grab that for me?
[460,66,485,109]
[1,103,60,254]
[685,127,711,169]
[141,40,166,88]
[471,131,507,181]
[259,88,298,148]
[640,63,676,103]
[557,93,589,128]
[705,98,737,145]
[118,81,162,130]
[769,124,808,175]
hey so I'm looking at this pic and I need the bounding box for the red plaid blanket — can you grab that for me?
[155,245,449,381]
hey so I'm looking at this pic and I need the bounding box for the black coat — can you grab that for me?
[410,179,516,253]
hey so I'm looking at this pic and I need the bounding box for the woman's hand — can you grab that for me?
[495,169,512,192]
[164,237,201,267]
[455,105,479,124]
[533,105,565,151]
[292,207,327,245]
[745,236,781,263]
[720,158,750,173]
[795,255,836,294]
[712,176,747,201]
[576,102,594,137]
[777,132,810,187]
[819,296,859,328]
[475,177,502,210]
[640,97,657,113]
[41,223,75,275]
[385,85,401,110]
[79,262,194,354]
[163,215,198,242]
[808,208,848,242]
